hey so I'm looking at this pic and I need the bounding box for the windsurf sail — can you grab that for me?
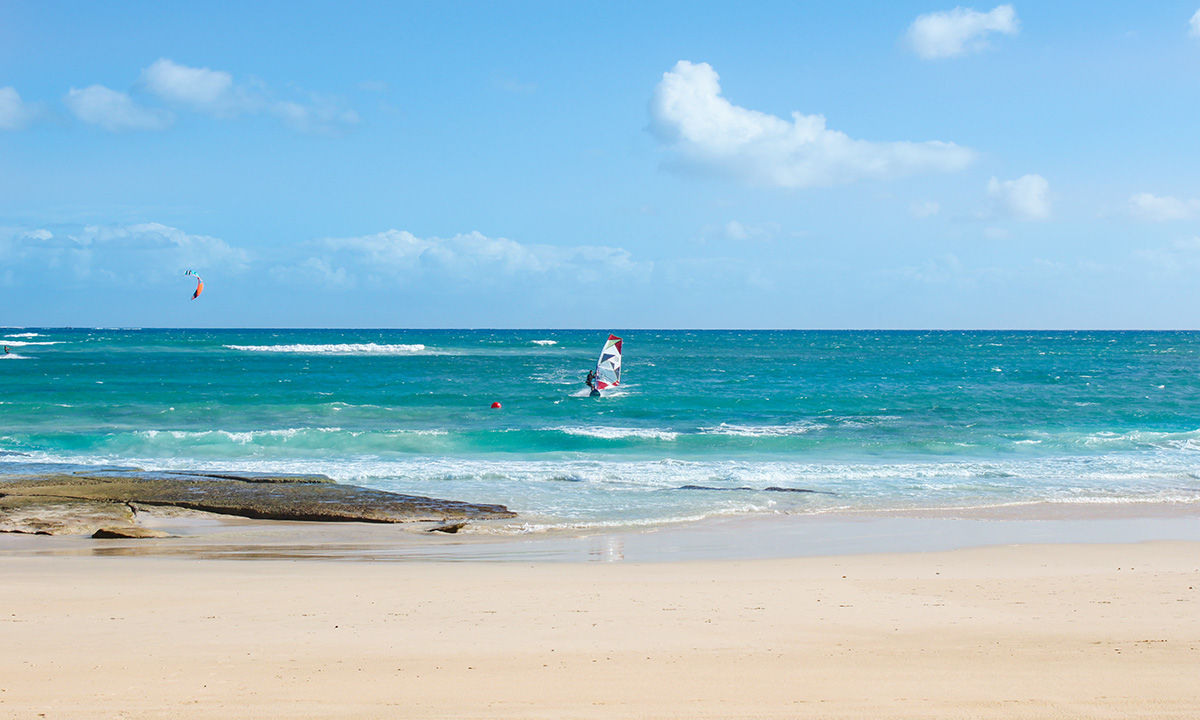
[593,334,622,390]
[184,269,204,300]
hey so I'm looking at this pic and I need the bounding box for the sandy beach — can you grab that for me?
[3,532,1198,719]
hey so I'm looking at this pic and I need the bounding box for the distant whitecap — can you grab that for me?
[225,343,427,355]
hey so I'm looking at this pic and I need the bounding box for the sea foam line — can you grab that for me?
[225,343,428,355]
[699,422,825,437]
[137,427,344,443]
[556,426,680,441]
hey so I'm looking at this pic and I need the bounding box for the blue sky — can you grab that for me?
[2,1,1200,328]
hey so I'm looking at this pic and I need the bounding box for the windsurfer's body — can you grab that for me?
[585,369,600,396]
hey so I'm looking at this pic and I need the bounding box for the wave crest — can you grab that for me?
[225,343,427,355]
[556,426,680,441]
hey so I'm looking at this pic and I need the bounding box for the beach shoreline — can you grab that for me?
[5,498,1200,563]
[2,538,1198,719]
[5,488,1200,717]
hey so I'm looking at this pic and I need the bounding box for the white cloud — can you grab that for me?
[293,229,648,287]
[1191,9,1200,37]
[724,220,751,241]
[1135,237,1200,272]
[141,58,237,113]
[1,223,248,280]
[64,85,173,132]
[988,174,1050,220]
[906,5,1019,59]
[0,87,38,130]
[650,60,972,189]
[708,220,780,242]
[910,200,941,218]
[272,95,361,133]
[1129,193,1200,222]
[138,58,358,133]
[271,257,354,288]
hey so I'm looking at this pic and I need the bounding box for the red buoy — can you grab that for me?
[490,401,502,409]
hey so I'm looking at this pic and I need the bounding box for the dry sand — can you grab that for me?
[2,540,1199,719]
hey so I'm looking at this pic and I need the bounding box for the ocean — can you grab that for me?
[3,329,1200,532]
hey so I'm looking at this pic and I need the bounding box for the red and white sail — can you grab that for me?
[594,334,622,390]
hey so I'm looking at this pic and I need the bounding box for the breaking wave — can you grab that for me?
[225,343,428,355]
[555,426,680,441]
[699,422,825,437]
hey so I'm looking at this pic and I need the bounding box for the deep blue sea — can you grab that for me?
[4,329,1200,531]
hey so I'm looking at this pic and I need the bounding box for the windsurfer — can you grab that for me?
[585,369,598,394]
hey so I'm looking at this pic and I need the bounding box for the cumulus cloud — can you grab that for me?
[1129,193,1200,222]
[64,85,173,132]
[0,223,248,280]
[0,87,39,130]
[650,60,972,188]
[140,58,238,114]
[282,229,648,287]
[988,174,1050,220]
[906,5,1019,59]
[138,58,358,133]
[1191,9,1200,37]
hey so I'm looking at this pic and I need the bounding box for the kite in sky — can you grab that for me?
[184,270,204,300]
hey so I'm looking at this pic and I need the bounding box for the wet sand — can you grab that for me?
[2,522,1199,718]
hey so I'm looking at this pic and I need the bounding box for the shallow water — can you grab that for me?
[4,328,1200,530]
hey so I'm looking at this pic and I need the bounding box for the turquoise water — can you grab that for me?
[4,329,1200,530]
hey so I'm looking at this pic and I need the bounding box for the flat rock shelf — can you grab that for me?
[0,469,516,537]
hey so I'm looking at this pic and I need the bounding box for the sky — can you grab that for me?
[2,1,1200,329]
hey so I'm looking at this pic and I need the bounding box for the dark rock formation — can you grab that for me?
[428,521,468,534]
[92,526,173,539]
[0,469,516,537]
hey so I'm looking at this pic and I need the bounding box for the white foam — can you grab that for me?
[556,426,679,441]
[2,340,62,347]
[137,427,343,443]
[3,332,42,338]
[700,422,824,437]
[225,343,427,355]
[15,446,1200,534]
[530,339,557,346]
